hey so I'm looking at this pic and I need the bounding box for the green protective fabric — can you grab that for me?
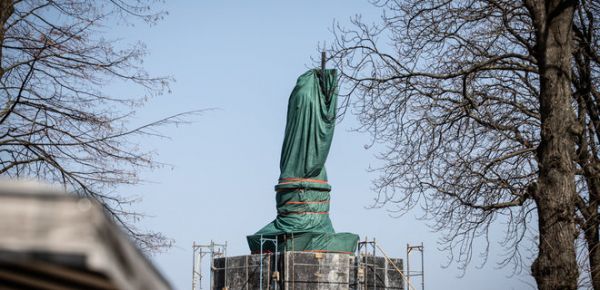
[247,69,359,254]
[247,232,359,254]
[255,189,334,234]
[277,69,338,185]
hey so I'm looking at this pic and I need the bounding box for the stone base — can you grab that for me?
[211,251,403,290]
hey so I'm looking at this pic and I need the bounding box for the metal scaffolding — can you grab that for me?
[356,237,377,290]
[406,243,424,290]
[195,237,417,290]
[192,241,227,290]
[259,235,278,290]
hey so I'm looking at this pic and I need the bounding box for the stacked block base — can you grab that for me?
[211,251,404,290]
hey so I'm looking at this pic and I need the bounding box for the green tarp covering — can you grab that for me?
[247,69,359,254]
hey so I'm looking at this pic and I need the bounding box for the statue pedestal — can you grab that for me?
[211,251,404,290]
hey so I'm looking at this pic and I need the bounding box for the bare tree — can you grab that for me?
[0,0,193,252]
[329,0,590,289]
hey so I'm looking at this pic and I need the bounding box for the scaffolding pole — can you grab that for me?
[259,235,278,290]
[356,237,378,290]
[192,240,227,290]
[406,243,424,290]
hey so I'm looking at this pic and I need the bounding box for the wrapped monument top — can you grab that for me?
[247,69,359,254]
[278,69,337,186]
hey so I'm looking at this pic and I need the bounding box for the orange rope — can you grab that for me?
[278,211,329,215]
[276,187,331,193]
[285,201,329,205]
[278,178,328,184]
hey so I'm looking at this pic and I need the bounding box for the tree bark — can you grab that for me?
[0,0,13,79]
[528,0,579,289]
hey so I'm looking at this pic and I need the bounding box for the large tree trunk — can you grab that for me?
[528,0,579,289]
[0,0,13,78]
[0,0,13,120]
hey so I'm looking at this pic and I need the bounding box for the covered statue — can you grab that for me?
[247,68,359,253]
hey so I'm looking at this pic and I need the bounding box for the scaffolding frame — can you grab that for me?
[192,241,227,290]
[258,235,278,290]
[406,243,424,290]
[357,238,418,290]
[197,237,418,290]
[356,237,378,290]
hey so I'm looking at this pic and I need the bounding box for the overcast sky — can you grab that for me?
[107,1,536,289]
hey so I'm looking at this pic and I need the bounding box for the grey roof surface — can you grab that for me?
[0,180,172,290]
